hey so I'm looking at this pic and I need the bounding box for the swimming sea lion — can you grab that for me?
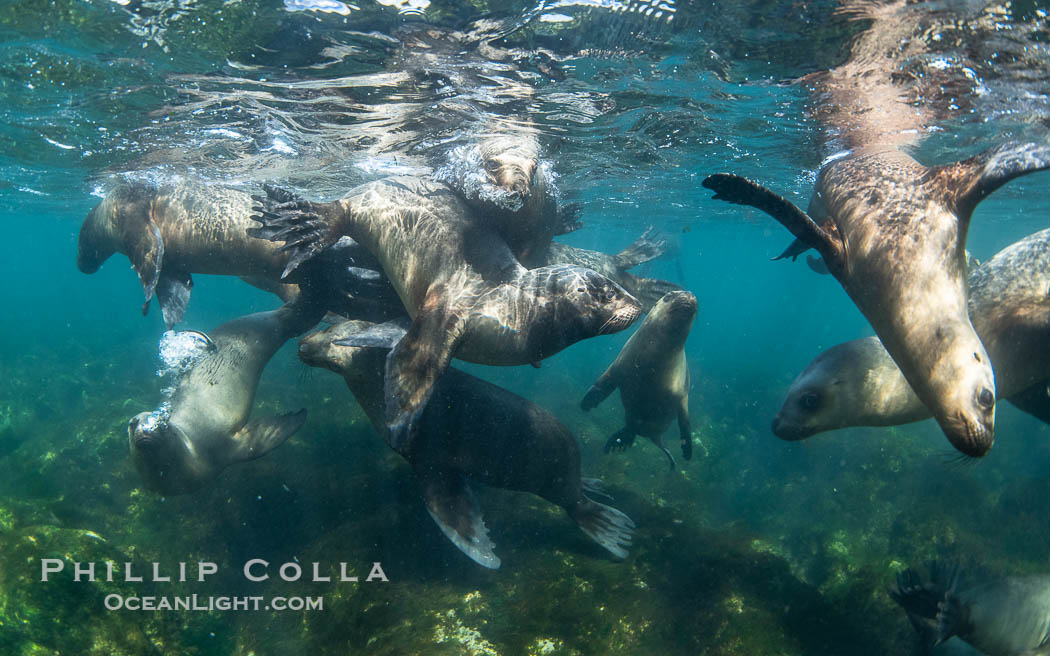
[250,177,642,452]
[298,320,635,569]
[703,141,1050,456]
[773,227,1050,440]
[580,290,697,469]
[128,297,325,495]
[892,561,1050,655]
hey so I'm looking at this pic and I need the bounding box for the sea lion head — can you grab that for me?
[128,409,202,495]
[77,183,155,273]
[645,290,698,344]
[772,340,891,440]
[925,326,996,457]
[437,132,549,214]
[298,320,388,382]
[546,264,642,337]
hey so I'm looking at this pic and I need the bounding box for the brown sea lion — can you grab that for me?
[128,296,324,495]
[299,320,635,569]
[581,290,698,469]
[703,141,1050,456]
[250,177,642,452]
[773,227,1050,440]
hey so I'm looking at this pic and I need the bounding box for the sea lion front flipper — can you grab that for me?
[248,184,346,278]
[228,409,307,463]
[419,472,500,569]
[1005,379,1050,425]
[569,496,635,560]
[805,255,830,275]
[581,367,619,411]
[702,174,845,269]
[156,269,193,329]
[677,398,692,461]
[941,142,1050,221]
[384,286,467,452]
[124,219,165,303]
[332,319,410,350]
[556,202,583,235]
[613,226,667,270]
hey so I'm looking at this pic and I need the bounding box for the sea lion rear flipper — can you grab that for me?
[581,368,619,411]
[556,202,583,235]
[613,226,666,270]
[570,496,635,560]
[332,319,411,350]
[702,174,845,269]
[1005,379,1050,425]
[156,269,193,329]
[228,409,307,463]
[384,286,467,452]
[419,472,499,569]
[941,142,1050,221]
[248,184,346,279]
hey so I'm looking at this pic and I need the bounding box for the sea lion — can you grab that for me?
[773,227,1050,440]
[298,319,635,569]
[580,290,698,469]
[250,177,642,452]
[703,141,1050,456]
[892,561,1050,655]
[128,297,325,495]
[436,130,581,266]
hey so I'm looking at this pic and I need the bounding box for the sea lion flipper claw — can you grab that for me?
[702,173,844,269]
[229,409,307,463]
[249,189,345,278]
[384,286,466,452]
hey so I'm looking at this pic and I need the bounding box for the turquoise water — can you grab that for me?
[3,0,1050,654]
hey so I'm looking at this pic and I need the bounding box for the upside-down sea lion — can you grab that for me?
[703,141,1050,456]
[892,561,1050,655]
[128,297,325,495]
[581,290,697,469]
[773,227,1050,440]
[250,177,641,452]
[298,320,635,569]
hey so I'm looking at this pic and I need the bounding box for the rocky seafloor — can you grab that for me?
[2,336,1048,656]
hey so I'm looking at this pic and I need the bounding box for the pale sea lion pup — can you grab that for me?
[704,141,1050,456]
[128,296,326,495]
[298,320,635,569]
[250,178,641,453]
[773,228,1050,440]
[892,561,1050,655]
[581,290,698,469]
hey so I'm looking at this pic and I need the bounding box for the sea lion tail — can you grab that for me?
[570,496,635,560]
[613,226,667,270]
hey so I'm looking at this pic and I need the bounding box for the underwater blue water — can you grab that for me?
[3,0,1050,654]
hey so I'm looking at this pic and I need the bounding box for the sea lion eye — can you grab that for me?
[604,290,616,301]
[484,159,500,173]
[576,287,585,293]
[799,391,820,410]
[977,388,994,410]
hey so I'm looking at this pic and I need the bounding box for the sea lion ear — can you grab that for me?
[124,218,165,304]
[937,141,1050,222]
[228,409,307,463]
[383,286,467,453]
[702,173,845,271]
